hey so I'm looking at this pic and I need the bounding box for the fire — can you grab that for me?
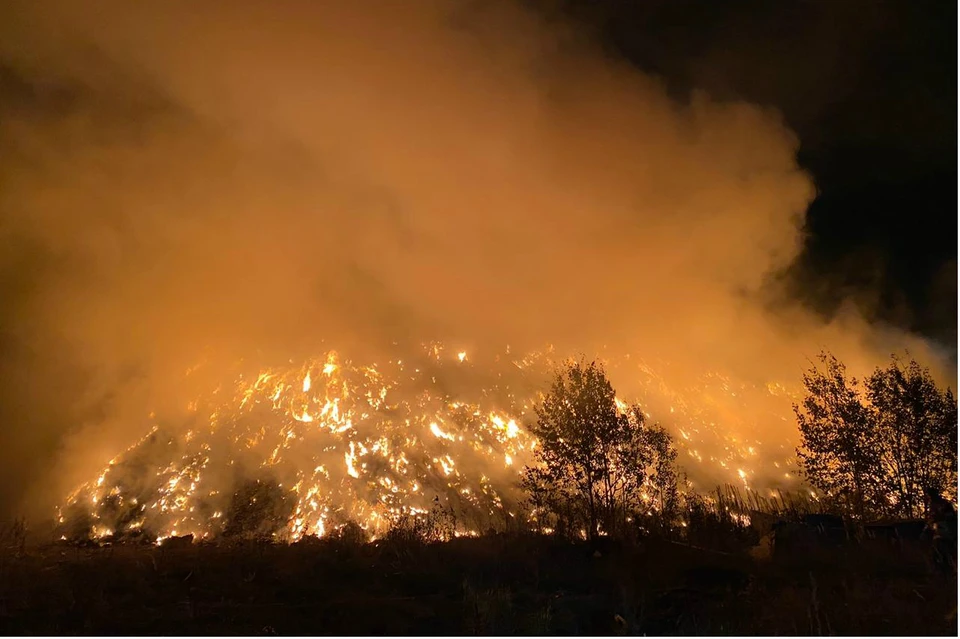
[58,343,803,542]
[430,422,456,441]
[302,372,312,393]
[344,442,361,479]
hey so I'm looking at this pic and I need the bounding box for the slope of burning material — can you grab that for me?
[59,348,542,543]
[58,345,804,543]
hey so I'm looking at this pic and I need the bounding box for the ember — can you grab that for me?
[59,343,803,543]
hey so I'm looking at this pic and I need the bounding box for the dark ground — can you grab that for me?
[0,534,956,635]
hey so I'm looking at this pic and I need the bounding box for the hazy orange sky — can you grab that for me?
[0,0,951,518]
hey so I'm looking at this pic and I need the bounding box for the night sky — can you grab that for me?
[558,0,957,351]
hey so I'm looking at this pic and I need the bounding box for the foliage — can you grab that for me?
[795,352,957,519]
[794,353,882,518]
[633,424,682,533]
[521,359,680,540]
[866,355,957,515]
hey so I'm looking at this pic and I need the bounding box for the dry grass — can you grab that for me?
[0,524,954,635]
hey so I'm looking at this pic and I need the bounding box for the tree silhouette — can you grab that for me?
[795,353,881,517]
[522,359,677,539]
[795,352,957,519]
[637,419,682,530]
[866,355,957,517]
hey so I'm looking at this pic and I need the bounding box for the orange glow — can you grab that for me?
[58,343,807,542]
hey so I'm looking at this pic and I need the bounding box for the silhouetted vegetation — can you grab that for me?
[0,524,954,635]
[795,352,957,520]
[8,352,956,635]
[521,360,681,541]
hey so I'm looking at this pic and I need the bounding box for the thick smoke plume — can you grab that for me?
[0,0,948,520]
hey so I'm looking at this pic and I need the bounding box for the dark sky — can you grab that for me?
[556,0,957,350]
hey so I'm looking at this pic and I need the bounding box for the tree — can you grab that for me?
[637,420,682,530]
[521,359,678,539]
[866,355,957,517]
[795,351,958,520]
[794,353,883,518]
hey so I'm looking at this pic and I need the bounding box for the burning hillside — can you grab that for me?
[58,343,803,543]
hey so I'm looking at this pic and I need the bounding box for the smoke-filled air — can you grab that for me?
[0,0,950,539]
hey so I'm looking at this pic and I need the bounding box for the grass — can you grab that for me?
[0,527,955,635]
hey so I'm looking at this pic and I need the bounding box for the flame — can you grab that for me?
[59,343,802,542]
[430,422,456,441]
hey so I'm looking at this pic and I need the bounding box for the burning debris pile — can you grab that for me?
[58,344,803,544]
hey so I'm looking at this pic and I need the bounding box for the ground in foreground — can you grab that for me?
[0,535,955,635]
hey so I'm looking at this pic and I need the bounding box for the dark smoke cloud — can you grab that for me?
[0,0,948,519]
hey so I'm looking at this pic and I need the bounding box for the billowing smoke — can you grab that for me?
[0,0,949,521]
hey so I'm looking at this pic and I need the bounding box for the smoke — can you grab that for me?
[0,0,948,520]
